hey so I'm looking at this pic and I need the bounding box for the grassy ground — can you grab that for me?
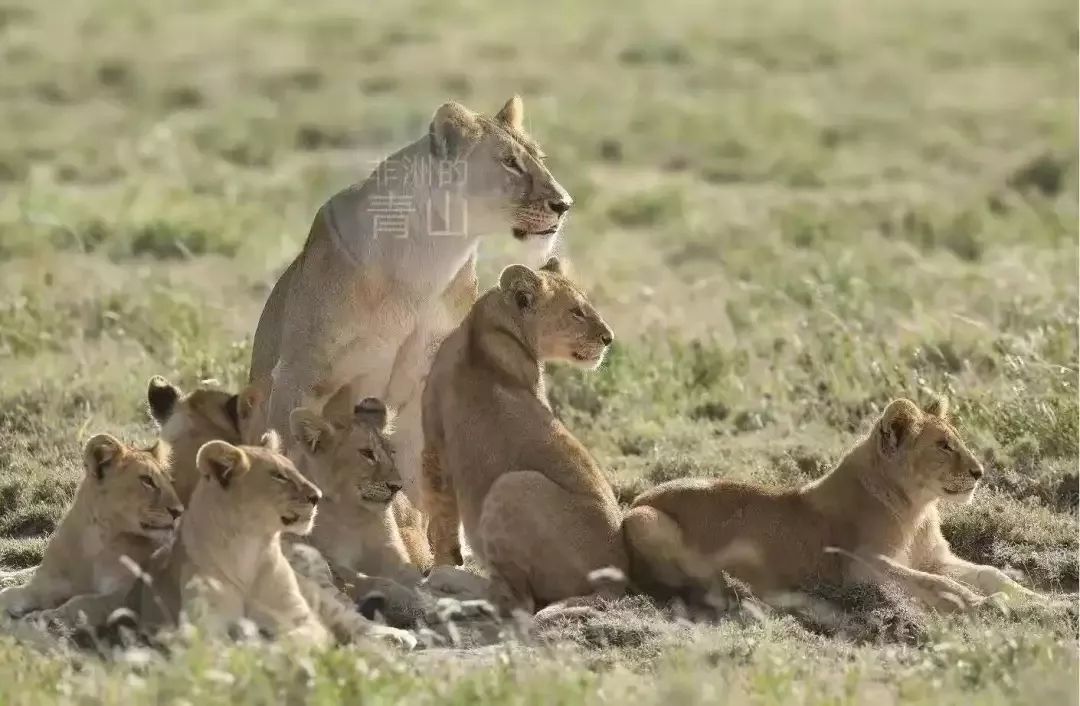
[0,0,1077,703]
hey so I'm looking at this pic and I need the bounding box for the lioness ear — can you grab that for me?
[354,398,390,432]
[494,95,524,132]
[429,101,480,160]
[499,264,542,310]
[289,408,335,454]
[924,395,950,419]
[539,257,563,276]
[878,399,922,457]
[196,440,249,488]
[84,434,125,480]
[147,376,181,426]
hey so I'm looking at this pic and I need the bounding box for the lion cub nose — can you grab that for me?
[970,465,984,481]
[600,328,614,346]
[307,491,321,506]
[387,482,403,495]
[549,199,572,216]
[168,506,182,520]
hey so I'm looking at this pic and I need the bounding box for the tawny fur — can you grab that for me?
[248,97,573,513]
[624,398,1040,612]
[422,259,624,613]
[0,435,182,619]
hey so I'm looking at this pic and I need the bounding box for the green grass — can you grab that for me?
[0,0,1076,702]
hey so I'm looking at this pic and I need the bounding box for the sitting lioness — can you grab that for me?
[37,433,414,648]
[0,434,182,618]
[250,96,573,515]
[289,399,431,580]
[422,258,625,613]
[624,398,1040,612]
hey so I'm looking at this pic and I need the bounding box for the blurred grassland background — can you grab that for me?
[0,0,1077,703]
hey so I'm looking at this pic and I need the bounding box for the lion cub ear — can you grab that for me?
[196,440,249,489]
[84,434,125,480]
[289,408,335,455]
[923,395,950,419]
[354,398,391,433]
[237,378,269,441]
[494,95,524,132]
[147,376,181,426]
[878,399,922,457]
[499,264,543,310]
[539,257,564,276]
[429,101,479,160]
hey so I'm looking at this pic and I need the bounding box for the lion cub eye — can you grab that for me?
[502,155,524,175]
[140,476,157,490]
[937,440,953,453]
[359,449,377,463]
[570,306,586,320]
[270,470,289,484]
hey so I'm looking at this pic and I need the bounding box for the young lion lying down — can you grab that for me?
[35,434,415,648]
[0,434,182,619]
[624,397,1040,612]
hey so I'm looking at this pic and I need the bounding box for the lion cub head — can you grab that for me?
[195,433,322,535]
[288,399,402,506]
[147,375,265,503]
[497,258,614,369]
[874,397,985,504]
[82,434,183,541]
[427,96,572,248]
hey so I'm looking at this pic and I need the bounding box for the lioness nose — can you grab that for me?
[168,506,182,520]
[600,331,613,346]
[307,492,321,506]
[970,465,984,480]
[387,482,403,495]
[549,199,572,216]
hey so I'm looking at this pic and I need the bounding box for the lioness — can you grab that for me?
[0,434,182,618]
[422,258,625,613]
[37,434,414,648]
[289,398,430,583]
[624,398,1040,611]
[249,96,573,511]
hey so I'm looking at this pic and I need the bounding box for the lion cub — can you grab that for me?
[289,398,430,583]
[422,258,626,613]
[625,398,1039,612]
[0,434,182,618]
[147,375,264,504]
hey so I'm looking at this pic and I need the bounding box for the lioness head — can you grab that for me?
[875,397,985,504]
[428,96,572,246]
[498,258,614,369]
[195,433,322,535]
[82,434,183,541]
[147,375,265,504]
[288,398,402,506]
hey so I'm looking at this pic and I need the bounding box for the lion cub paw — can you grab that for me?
[368,624,418,651]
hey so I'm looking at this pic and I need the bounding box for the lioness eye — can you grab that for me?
[140,476,156,490]
[270,471,289,483]
[360,449,377,463]
[571,306,586,319]
[502,156,523,174]
[937,440,953,452]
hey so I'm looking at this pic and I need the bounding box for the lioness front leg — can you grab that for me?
[848,552,986,612]
[422,445,463,566]
[931,553,1040,600]
[0,579,70,618]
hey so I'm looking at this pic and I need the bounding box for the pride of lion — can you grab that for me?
[0,96,1042,650]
